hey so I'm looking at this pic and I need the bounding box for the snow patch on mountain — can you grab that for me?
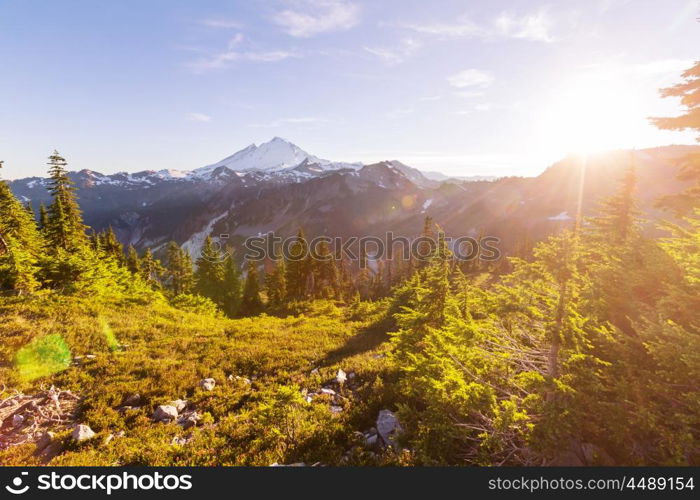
[182,212,229,259]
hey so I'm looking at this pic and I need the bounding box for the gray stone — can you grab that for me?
[365,434,378,448]
[199,378,216,391]
[336,369,347,385]
[169,399,187,412]
[36,431,55,450]
[376,410,402,447]
[153,405,178,422]
[319,387,336,396]
[12,414,25,427]
[72,424,96,441]
[124,393,141,406]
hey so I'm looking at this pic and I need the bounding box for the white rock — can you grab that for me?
[330,405,343,413]
[319,388,336,396]
[12,414,25,427]
[336,369,347,385]
[153,405,178,422]
[199,378,216,391]
[169,399,187,412]
[72,424,96,441]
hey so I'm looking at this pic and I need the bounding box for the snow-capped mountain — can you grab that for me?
[190,137,361,179]
[8,140,696,262]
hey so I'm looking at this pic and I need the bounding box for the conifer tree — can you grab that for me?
[0,161,42,293]
[285,229,310,300]
[194,236,225,304]
[240,259,263,315]
[265,258,287,308]
[165,241,194,295]
[139,248,162,287]
[311,239,340,299]
[44,151,88,251]
[38,202,48,231]
[99,226,124,263]
[125,245,141,275]
[651,61,700,213]
[221,249,242,317]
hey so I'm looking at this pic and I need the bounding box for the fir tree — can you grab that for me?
[265,258,287,308]
[165,241,194,295]
[45,151,88,251]
[125,245,141,275]
[285,229,310,300]
[194,236,225,305]
[221,249,242,317]
[240,259,263,315]
[0,161,42,293]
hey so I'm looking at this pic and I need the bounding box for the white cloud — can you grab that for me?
[192,50,299,71]
[273,0,360,38]
[364,38,422,65]
[249,116,332,128]
[447,69,494,88]
[189,36,301,72]
[494,10,553,42]
[199,18,243,29]
[407,8,555,43]
[186,113,212,122]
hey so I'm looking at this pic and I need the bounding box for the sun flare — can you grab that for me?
[540,72,643,156]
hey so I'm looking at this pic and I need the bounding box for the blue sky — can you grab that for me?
[1,0,699,179]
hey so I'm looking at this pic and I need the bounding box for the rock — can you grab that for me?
[36,431,55,450]
[336,369,347,385]
[376,410,402,448]
[72,424,96,441]
[330,405,343,413]
[348,372,356,380]
[304,395,313,403]
[115,431,126,438]
[171,436,188,446]
[169,399,187,412]
[177,411,200,430]
[12,414,25,427]
[153,405,178,422]
[124,393,141,406]
[199,378,216,391]
[85,354,96,360]
[319,387,336,396]
[365,434,378,448]
[310,368,319,375]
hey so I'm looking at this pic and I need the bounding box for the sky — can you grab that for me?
[1,0,699,180]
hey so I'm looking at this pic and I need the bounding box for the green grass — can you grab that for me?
[0,294,402,466]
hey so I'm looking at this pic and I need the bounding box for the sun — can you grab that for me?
[538,71,643,156]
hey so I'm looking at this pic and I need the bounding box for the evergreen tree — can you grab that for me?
[240,259,263,315]
[125,245,141,275]
[0,161,42,293]
[139,248,162,286]
[285,229,310,300]
[194,236,225,305]
[44,151,88,251]
[165,241,194,295]
[651,61,700,213]
[38,202,48,231]
[265,258,287,308]
[99,226,124,263]
[221,250,242,317]
[311,239,340,299]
